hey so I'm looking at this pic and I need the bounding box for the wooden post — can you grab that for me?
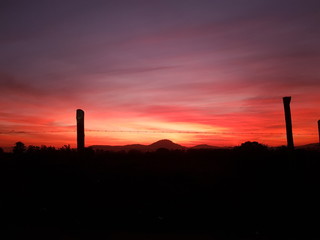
[318,120,320,146]
[76,109,85,151]
[283,97,294,150]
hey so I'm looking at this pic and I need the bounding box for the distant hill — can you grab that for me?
[90,144,146,152]
[91,140,320,152]
[296,143,320,150]
[190,144,221,149]
[90,139,186,152]
[0,147,13,153]
[148,139,186,150]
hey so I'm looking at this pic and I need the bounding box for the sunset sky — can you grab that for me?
[1,0,319,148]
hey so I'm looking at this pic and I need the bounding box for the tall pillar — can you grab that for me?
[283,97,294,150]
[318,120,320,146]
[76,109,85,151]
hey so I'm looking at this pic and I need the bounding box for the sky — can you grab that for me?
[1,0,320,148]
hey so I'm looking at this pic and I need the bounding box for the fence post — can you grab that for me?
[283,97,294,150]
[76,109,85,151]
[318,120,320,146]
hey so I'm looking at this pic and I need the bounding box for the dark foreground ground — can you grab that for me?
[1,146,320,239]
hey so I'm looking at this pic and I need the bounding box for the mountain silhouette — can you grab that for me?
[190,144,222,149]
[148,139,186,150]
[296,143,320,150]
[91,139,186,152]
[90,144,146,152]
[90,140,320,152]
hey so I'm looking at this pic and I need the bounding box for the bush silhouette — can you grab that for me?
[235,141,268,151]
[13,141,26,154]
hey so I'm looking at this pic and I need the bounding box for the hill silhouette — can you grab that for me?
[90,139,222,152]
[148,139,186,150]
[190,144,223,149]
[90,139,320,152]
[91,139,187,152]
[296,143,320,150]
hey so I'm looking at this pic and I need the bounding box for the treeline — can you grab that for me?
[1,141,320,239]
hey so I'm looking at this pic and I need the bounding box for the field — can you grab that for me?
[1,146,320,239]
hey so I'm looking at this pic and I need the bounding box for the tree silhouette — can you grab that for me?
[13,141,26,154]
[59,144,69,151]
[27,145,40,153]
[236,141,268,151]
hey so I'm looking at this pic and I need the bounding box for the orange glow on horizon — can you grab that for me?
[1,99,319,149]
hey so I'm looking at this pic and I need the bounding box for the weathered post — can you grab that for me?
[283,97,294,150]
[318,120,320,146]
[76,109,85,151]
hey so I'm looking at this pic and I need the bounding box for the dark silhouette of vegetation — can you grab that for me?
[235,141,268,151]
[12,141,26,154]
[1,141,320,239]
